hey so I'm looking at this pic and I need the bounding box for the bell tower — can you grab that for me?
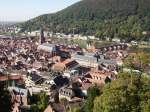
[39,27,45,44]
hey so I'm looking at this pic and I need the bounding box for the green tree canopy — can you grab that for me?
[30,93,49,112]
[0,83,13,112]
[93,72,150,112]
[83,85,101,112]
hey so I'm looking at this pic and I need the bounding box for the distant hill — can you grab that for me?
[0,21,17,28]
[0,21,17,25]
[20,0,150,39]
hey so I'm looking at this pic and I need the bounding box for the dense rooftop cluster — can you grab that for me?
[0,34,149,112]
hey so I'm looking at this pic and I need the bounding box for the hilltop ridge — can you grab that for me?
[20,0,150,39]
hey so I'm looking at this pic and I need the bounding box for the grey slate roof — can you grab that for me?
[73,54,117,65]
[38,43,56,52]
[42,43,56,48]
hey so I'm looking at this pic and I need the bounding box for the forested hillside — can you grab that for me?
[20,0,150,40]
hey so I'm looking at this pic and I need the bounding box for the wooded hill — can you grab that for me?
[20,0,150,40]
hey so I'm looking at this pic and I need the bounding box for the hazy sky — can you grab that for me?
[0,0,81,22]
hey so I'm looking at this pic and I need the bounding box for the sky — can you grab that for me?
[0,0,81,22]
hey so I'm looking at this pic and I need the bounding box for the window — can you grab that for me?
[96,76,98,80]
[99,77,101,80]
[66,92,68,95]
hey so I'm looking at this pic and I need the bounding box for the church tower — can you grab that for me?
[39,28,45,44]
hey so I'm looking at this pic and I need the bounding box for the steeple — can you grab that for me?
[39,27,45,44]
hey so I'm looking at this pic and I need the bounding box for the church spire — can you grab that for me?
[39,27,45,44]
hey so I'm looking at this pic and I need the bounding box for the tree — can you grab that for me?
[69,107,81,112]
[27,90,31,105]
[38,93,49,112]
[135,53,150,72]
[131,23,142,40]
[30,93,49,112]
[140,76,150,111]
[83,85,101,112]
[124,56,135,70]
[0,83,13,112]
[93,72,150,112]
[31,104,39,112]
[105,76,111,83]
[124,53,150,73]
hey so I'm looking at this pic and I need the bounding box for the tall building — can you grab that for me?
[39,28,45,44]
